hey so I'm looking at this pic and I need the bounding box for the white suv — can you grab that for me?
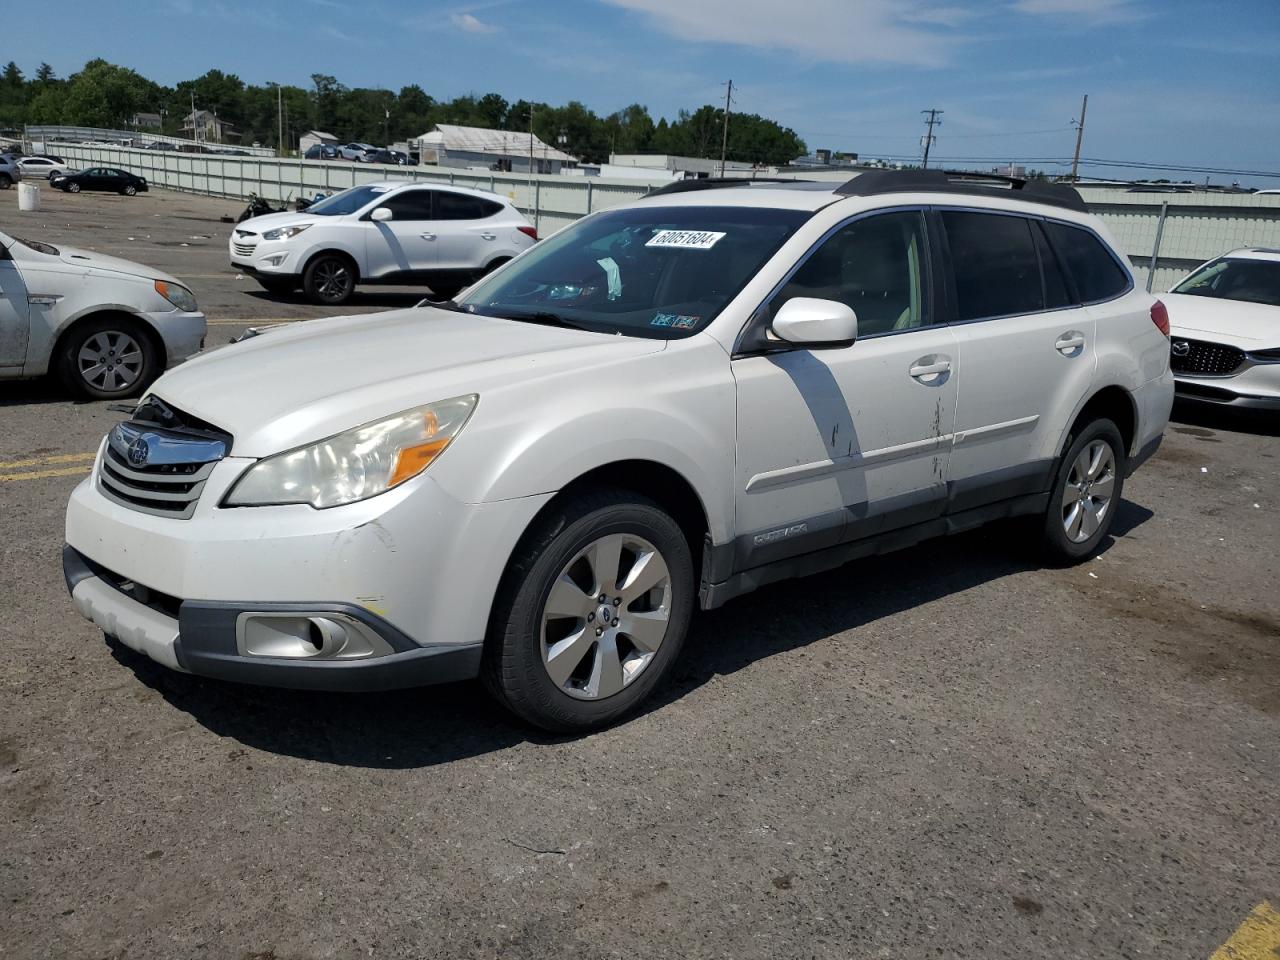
[69,171,1172,732]
[229,181,538,304]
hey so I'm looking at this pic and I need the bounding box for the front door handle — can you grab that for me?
[909,357,952,380]
[1056,331,1086,355]
[480,232,497,240]
[419,232,436,241]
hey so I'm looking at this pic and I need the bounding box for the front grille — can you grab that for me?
[233,241,257,258]
[97,405,230,519]
[1170,338,1245,376]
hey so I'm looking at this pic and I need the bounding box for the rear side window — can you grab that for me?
[434,192,502,220]
[1043,221,1129,303]
[942,211,1043,321]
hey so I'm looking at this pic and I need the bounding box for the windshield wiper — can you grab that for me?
[497,310,589,330]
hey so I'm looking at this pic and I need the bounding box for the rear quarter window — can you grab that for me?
[1043,221,1130,303]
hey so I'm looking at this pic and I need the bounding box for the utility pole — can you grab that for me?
[920,108,942,169]
[1070,94,1088,183]
[719,79,733,177]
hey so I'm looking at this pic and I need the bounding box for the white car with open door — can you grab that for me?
[71,171,1170,732]
[229,181,537,304]
[1162,247,1280,411]
[0,230,205,399]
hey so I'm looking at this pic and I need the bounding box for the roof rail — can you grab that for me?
[835,169,1088,213]
[644,177,805,197]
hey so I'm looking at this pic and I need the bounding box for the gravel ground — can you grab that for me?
[0,187,1276,960]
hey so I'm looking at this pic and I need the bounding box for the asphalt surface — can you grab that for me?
[1,187,1277,960]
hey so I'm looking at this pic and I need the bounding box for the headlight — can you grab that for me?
[223,395,478,509]
[154,280,198,312]
[262,223,311,241]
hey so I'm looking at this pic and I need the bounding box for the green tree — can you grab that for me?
[35,62,56,84]
[52,59,159,127]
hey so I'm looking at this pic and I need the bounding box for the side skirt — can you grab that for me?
[699,492,1050,610]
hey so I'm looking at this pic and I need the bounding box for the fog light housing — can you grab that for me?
[236,612,395,660]
[262,253,288,267]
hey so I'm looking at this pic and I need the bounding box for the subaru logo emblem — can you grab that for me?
[1171,340,1190,357]
[127,437,150,467]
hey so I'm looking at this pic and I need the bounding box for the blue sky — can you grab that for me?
[10,0,1280,183]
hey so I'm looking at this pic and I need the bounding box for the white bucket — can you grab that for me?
[17,182,40,212]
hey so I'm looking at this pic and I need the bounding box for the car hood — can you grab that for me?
[147,308,666,457]
[8,241,184,286]
[234,211,316,233]
[1163,292,1280,346]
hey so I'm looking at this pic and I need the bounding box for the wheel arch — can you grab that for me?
[1057,384,1138,461]
[48,307,166,373]
[302,247,361,283]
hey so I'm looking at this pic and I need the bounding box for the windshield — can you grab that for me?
[1173,258,1280,307]
[455,205,811,338]
[304,184,393,216]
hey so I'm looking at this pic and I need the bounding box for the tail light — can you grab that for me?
[517,225,538,241]
[1150,299,1170,337]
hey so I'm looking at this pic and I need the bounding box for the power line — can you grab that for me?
[920,108,942,169]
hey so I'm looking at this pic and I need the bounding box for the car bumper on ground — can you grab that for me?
[64,456,552,691]
[1174,362,1280,411]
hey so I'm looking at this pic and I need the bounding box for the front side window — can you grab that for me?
[456,205,810,339]
[377,189,434,221]
[1172,258,1280,308]
[770,210,931,335]
[1042,220,1129,303]
[942,211,1043,321]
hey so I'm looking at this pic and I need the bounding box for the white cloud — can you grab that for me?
[599,0,965,66]
[1009,0,1142,22]
[451,12,497,32]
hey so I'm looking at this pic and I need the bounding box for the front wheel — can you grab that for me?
[302,254,356,305]
[122,184,137,196]
[482,489,695,732]
[1039,418,1126,563]
[68,182,81,193]
[57,317,158,400]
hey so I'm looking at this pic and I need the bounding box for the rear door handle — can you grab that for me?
[909,357,952,380]
[480,233,497,240]
[1056,331,1086,355]
[419,233,436,241]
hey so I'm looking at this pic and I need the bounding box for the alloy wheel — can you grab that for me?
[1061,439,1116,543]
[314,260,350,300]
[540,533,672,701]
[77,331,144,394]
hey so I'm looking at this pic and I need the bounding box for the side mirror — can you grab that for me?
[370,207,393,222]
[771,297,858,347]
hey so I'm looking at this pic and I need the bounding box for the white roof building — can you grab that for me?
[416,124,576,172]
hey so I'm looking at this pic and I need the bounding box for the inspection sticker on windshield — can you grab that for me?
[651,313,700,329]
[646,230,726,251]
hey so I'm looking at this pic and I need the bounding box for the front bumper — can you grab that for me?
[64,545,482,691]
[141,308,207,366]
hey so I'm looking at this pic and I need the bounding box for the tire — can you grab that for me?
[302,254,356,305]
[123,184,137,196]
[68,182,81,193]
[0,174,11,189]
[255,276,297,296]
[482,488,695,732]
[57,317,159,400]
[1039,418,1126,563]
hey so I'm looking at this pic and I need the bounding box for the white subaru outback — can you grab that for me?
[66,171,1173,732]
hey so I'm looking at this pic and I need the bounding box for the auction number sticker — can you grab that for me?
[646,230,726,251]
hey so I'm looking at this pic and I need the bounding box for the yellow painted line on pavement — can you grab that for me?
[1210,901,1280,960]
[0,465,92,483]
[0,451,97,471]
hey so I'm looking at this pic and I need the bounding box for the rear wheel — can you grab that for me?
[57,317,159,400]
[302,254,356,305]
[1039,418,1126,563]
[482,489,694,732]
[0,174,12,189]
